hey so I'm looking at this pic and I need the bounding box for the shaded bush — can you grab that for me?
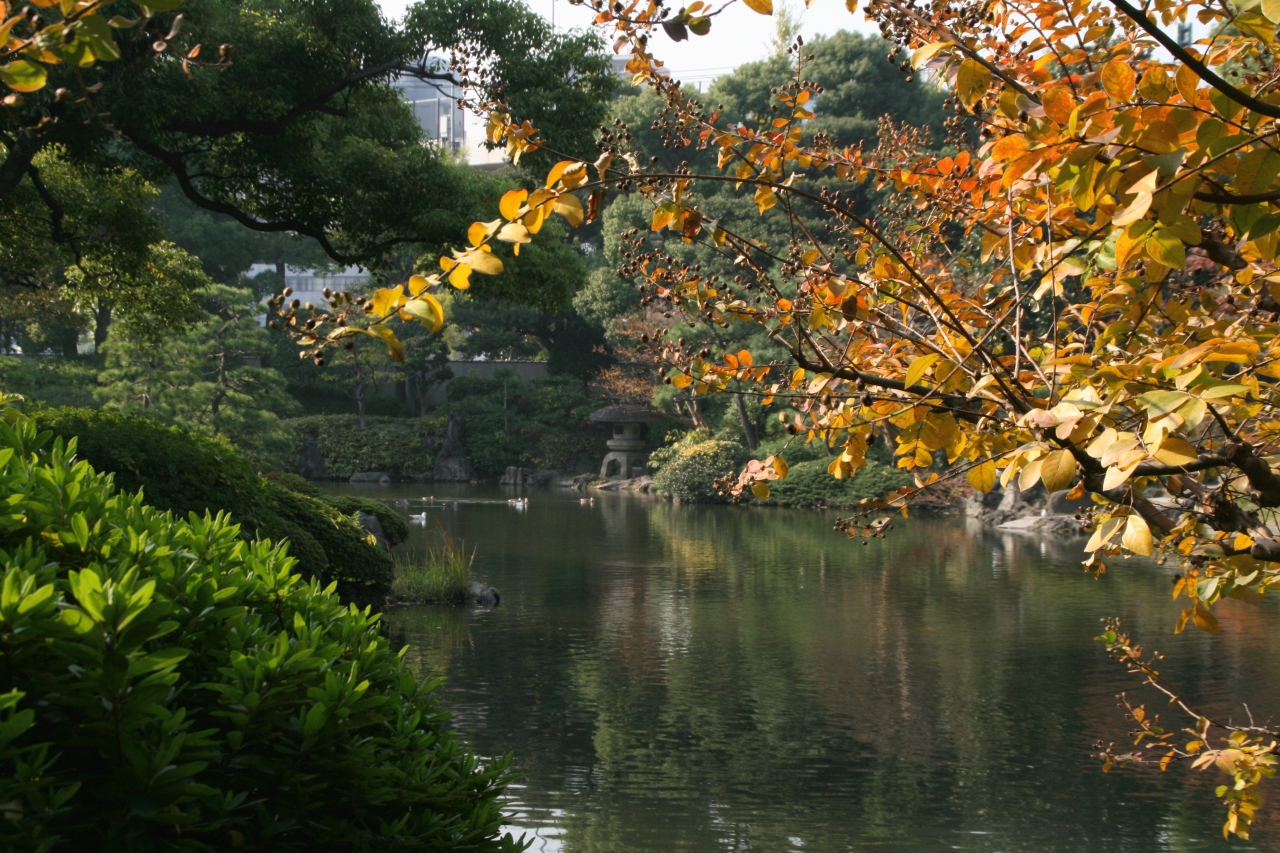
[37,407,393,591]
[0,412,519,850]
[282,415,443,480]
[650,430,746,502]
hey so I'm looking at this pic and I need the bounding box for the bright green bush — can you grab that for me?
[282,415,444,480]
[650,430,746,502]
[0,412,520,851]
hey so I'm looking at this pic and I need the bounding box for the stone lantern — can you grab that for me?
[588,404,666,480]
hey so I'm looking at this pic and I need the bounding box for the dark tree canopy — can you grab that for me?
[2,0,617,273]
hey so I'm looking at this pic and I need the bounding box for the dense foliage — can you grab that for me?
[443,374,607,477]
[0,407,519,850]
[283,415,445,480]
[36,407,395,590]
[650,430,745,502]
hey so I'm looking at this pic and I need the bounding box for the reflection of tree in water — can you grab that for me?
[384,605,472,685]
[556,513,1280,851]
[374,493,1280,851]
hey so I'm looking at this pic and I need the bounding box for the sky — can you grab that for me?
[376,0,873,89]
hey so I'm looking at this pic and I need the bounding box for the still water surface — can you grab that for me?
[327,484,1280,852]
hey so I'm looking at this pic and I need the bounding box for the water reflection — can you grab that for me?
[329,484,1280,852]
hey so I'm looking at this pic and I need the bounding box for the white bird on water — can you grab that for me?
[508,498,528,510]
[409,512,428,523]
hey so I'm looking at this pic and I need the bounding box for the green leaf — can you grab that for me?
[76,15,121,62]
[1147,228,1186,269]
[0,61,46,93]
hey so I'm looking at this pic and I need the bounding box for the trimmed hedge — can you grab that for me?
[0,412,519,850]
[282,415,443,480]
[36,408,394,591]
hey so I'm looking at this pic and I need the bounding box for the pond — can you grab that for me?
[325,483,1280,852]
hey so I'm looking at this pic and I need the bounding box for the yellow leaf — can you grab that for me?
[546,160,587,188]
[1039,449,1077,493]
[772,456,789,478]
[845,0,857,10]
[370,287,405,319]
[553,193,584,227]
[1122,514,1153,556]
[458,247,504,275]
[440,258,472,290]
[754,184,776,213]
[497,221,532,243]
[399,295,445,333]
[499,189,528,221]
[751,482,770,500]
[743,0,772,13]
[967,458,997,493]
[910,42,950,70]
[1191,603,1219,633]
[955,58,990,107]
[1263,0,1280,22]
[408,274,430,296]
[671,373,693,389]
[1111,192,1152,227]
[1102,461,1137,490]
[1154,436,1199,466]
[1100,60,1135,101]
[904,353,940,388]
[365,324,406,363]
[468,219,500,247]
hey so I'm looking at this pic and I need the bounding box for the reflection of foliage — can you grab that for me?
[0,411,515,849]
[650,430,745,501]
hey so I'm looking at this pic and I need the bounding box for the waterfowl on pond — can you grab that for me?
[508,498,528,510]
[409,512,428,523]
[580,498,594,505]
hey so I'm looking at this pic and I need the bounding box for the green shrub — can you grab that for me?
[37,408,394,592]
[0,356,100,410]
[258,483,394,590]
[0,412,520,850]
[650,430,746,502]
[36,407,265,519]
[282,415,444,480]
[763,456,912,508]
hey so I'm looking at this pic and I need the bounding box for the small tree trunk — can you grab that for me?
[94,300,112,351]
[357,387,367,429]
[734,393,758,451]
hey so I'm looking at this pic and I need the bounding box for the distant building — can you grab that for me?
[248,264,369,315]
[392,57,467,153]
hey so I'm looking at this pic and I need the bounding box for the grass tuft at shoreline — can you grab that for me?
[391,529,474,603]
